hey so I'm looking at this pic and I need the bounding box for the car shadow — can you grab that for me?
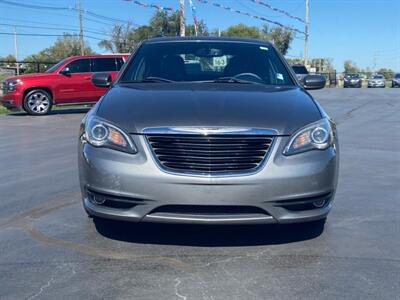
[8,107,90,116]
[93,219,325,246]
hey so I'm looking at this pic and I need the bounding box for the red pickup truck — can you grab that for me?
[1,54,129,115]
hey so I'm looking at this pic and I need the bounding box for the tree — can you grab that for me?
[0,54,16,67]
[218,24,294,55]
[186,20,209,36]
[99,11,207,51]
[262,25,293,55]
[98,23,135,53]
[149,11,180,37]
[286,57,303,65]
[377,68,394,79]
[343,60,359,73]
[221,23,262,39]
[23,33,94,73]
[0,54,16,62]
[310,58,334,72]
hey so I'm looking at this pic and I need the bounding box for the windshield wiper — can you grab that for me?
[210,77,258,84]
[122,77,175,83]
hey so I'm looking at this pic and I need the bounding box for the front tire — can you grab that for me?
[23,89,53,115]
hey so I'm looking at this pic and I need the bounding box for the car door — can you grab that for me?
[55,58,96,103]
[91,57,121,100]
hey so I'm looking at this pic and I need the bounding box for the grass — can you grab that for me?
[0,104,9,115]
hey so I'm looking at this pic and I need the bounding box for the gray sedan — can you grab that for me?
[368,74,386,88]
[78,37,339,226]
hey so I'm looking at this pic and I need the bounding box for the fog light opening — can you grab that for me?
[313,199,326,208]
[89,194,106,205]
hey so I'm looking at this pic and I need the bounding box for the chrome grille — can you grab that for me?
[146,134,274,175]
[1,82,7,94]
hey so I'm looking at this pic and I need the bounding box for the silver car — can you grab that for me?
[78,37,339,225]
[368,74,386,88]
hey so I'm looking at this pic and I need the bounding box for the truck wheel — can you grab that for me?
[23,89,53,115]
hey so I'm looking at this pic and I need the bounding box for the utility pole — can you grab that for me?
[179,0,185,37]
[77,0,84,55]
[304,0,309,67]
[13,26,19,75]
[372,51,378,72]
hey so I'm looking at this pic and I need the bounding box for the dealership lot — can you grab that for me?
[0,89,399,299]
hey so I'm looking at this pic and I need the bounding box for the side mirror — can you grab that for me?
[92,72,112,88]
[303,75,326,90]
[60,67,71,75]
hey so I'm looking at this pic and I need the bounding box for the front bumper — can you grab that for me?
[78,135,339,224]
[368,81,385,88]
[344,81,361,87]
[1,90,23,109]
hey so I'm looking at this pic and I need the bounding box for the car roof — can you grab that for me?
[143,36,273,46]
[68,54,129,60]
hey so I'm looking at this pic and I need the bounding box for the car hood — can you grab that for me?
[4,73,53,82]
[96,83,322,135]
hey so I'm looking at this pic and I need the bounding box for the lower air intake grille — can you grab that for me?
[146,134,274,175]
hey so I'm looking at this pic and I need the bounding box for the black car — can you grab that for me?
[392,73,400,88]
[290,64,309,85]
[343,73,362,88]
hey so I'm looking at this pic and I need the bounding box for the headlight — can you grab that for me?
[82,116,137,154]
[6,79,21,92]
[283,118,335,156]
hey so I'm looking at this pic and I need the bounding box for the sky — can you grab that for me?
[0,0,399,71]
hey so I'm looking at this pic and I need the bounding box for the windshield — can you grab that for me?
[345,74,359,78]
[371,75,384,79]
[291,65,308,74]
[395,74,400,79]
[121,41,294,86]
[45,58,67,73]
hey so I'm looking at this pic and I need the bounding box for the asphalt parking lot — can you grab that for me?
[0,88,399,299]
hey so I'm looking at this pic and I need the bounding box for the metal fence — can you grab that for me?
[0,60,57,75]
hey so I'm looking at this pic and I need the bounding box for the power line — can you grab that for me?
[123,0,174,12]
[0,16,110,33]
[0,0,68,10]
[0,22,109,36]
[196,0,306,35]
[0,0,132,25]
[249,0,305,23]
[0,32,104,41]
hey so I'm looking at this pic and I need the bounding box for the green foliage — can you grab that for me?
[286,57,304,65]
[23,33,95,73]
[377,68,394,79]
[0,104,9,115]
[186,20,209,36]
[149,11,180,36]
[344,60,359,73]
[219,23,294,55]
[310,58,334,72]
[221,23,262,39]
[261,25,294,55]
[0,54,16,64]
[98,11,209,53]
[98,22,136,53]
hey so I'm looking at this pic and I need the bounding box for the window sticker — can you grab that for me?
[277,73,284,80]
